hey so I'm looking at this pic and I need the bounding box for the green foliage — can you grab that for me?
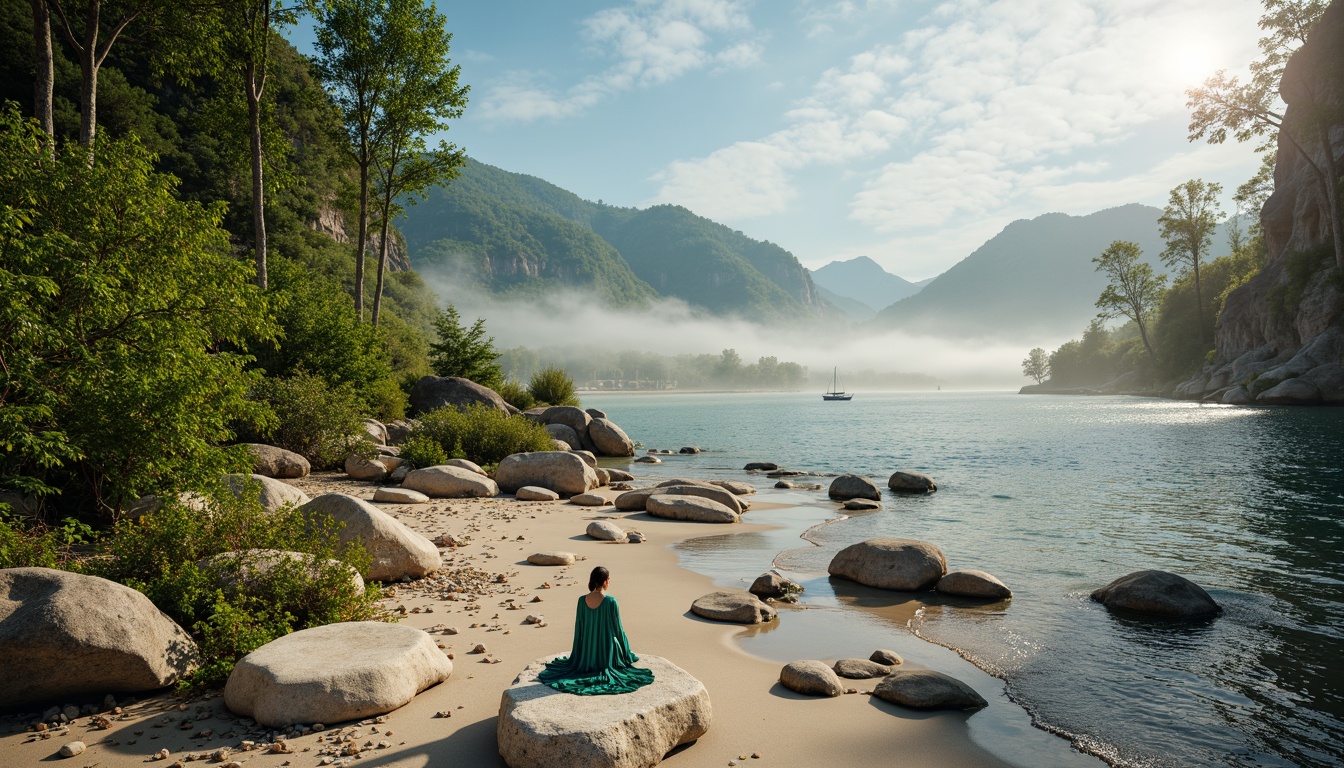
[1046,320,1137,387]
[496,379,536,410]
[409,404,553,465]
[398,431,449,469]
[429,304,503,388]
[1153,251,1265,379]
[92,479,383,689]
[0,105,274,516]
[1094,240,1167,366]
[0,508,96,569]
[247,371,365,469]
[529,366,580,407]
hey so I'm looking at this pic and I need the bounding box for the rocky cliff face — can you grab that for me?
[1177,2,1344,405]
[308,202,411,272]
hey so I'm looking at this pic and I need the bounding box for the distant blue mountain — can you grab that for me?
[810,256,923,313]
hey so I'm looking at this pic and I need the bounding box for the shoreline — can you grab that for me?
[1,472,1018,768]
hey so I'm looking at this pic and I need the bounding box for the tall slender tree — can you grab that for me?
[1158,179,1223,343]
[1094,241,1167,368]
[30,0,55,141]
[314,0,393,321]
[368,0,467,326]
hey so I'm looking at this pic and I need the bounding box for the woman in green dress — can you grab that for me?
[536,566,655,695]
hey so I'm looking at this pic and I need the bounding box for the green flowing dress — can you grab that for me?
[537,594,655,695]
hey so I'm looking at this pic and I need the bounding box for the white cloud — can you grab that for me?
[476,0,761,122]
[648,0,1263,255]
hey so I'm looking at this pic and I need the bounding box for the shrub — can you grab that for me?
[0,509,96,569]
[250,371,366,469]
[91,478,384,689]
[496,378,536,410]
[428,305,503,389]
[363,377,407,423]
[409,404,554,465]
[0,106,275,516]
[528,366,580,406]
[399,432,449,469]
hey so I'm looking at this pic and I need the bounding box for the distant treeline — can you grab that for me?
[498,348,808,391]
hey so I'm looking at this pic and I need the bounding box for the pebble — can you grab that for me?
[156,748,171,760]
[58,741,85,758]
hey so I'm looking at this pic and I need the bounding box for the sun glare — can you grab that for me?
[1173,45,1216,87]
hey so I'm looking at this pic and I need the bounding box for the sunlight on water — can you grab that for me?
[587,391,1344,768]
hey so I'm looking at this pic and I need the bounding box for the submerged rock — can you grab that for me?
[936,570,1012,599]
[1091,570,1221,618]
[828,474,881,501]
[498,654,711,768]
[887,471,937,493]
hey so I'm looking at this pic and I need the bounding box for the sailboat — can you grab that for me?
[823,367,854,401]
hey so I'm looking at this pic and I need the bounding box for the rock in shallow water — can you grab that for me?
[1090,570,1221,618]
[887,471,937,493]
[690,591,775,624]
[646,495,739,524]
[749,570,802,599]
[828,474,881,501]
[872,669,986,710]
[828,538,946,591]
[936,570,1012,599]
[870,649,903,666]
[498,654,711,768]
[832,659,891,679]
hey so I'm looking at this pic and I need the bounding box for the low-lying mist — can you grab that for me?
[419,269,1050,391]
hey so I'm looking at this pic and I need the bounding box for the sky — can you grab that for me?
[289,0,1268,282]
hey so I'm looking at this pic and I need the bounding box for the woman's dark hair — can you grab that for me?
[588,566,610,591]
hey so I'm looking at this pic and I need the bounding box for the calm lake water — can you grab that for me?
[583,391,1344,768]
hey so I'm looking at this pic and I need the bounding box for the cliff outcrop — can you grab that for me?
[1177,2,1344,405]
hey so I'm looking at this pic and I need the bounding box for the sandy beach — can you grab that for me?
[1,471,1013,768]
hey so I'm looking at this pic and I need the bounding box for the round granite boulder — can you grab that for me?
[225,622,450,726]
[498,654,710,768]
[749,570,803,600]
[244,444,310,479]
[871,669,986,710]
[614,489,655,511]
[779,661,843,697]
[585,520,628,542]
[569,493,608,507]
[402,466,499,498]
[1090,570,1221,618]
[828,474,881,501]
[652,484,745,513]
[300,494,440,582]
[828,538,946,591]
[588,418,636,457]
[937,570,1012,599]
[0,569,200,706]
[646,495,739,524]
[690,591,776,624]
[497,452,599,497]
[222,474,310,512]
[887,471,937,493]
[870,649,904,666]
[546,424,582,451]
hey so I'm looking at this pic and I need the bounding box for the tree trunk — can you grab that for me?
[77,0,99,148]
[1192,255,1206,344]
[31,0,54,140]
[1138,318,1158,368]
[246,63,267,290]
[372,207,390,327]
[354,165,368,321]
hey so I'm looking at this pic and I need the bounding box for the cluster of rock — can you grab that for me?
[498,654,711,768]
[613,478,752,524]
[523,406,636,458]
[827,538,1011,599]
[776,651,986,711]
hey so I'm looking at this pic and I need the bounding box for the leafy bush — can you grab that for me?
[91,478,384,689]
[528,365,580,406]
[249,371,366,469]
[0,508,96,569]
[496,378,536,410]
[409,404,554,465]
[399,432,449,469]
[0,106,274,517]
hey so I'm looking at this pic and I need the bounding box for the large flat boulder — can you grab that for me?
[0,568,199,706]
[300,494,440,582]
[690,591,776,624]
[498,654,711,768]
[887,471,937,493]
[403,466,500,498]
[937,570,1012,599]
[497,452,599,497]
[651,485,745,513]
[779,661,843,697]
[244,444,310,479]
[646,495,739,524]
[409,375,512,415]
[828,474,880,501]
[614,489,656,511]
[828,538,946,591]
[225,622,450,727]
[872,669,987,710]
[223,473,310,512]
[588,418,635,457]
[1090,570,1221,618]
[527,552,577,566]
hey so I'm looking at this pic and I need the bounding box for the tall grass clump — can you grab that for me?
[528,366,580,407]
[90,478,385,689]
[407,404,554,466]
